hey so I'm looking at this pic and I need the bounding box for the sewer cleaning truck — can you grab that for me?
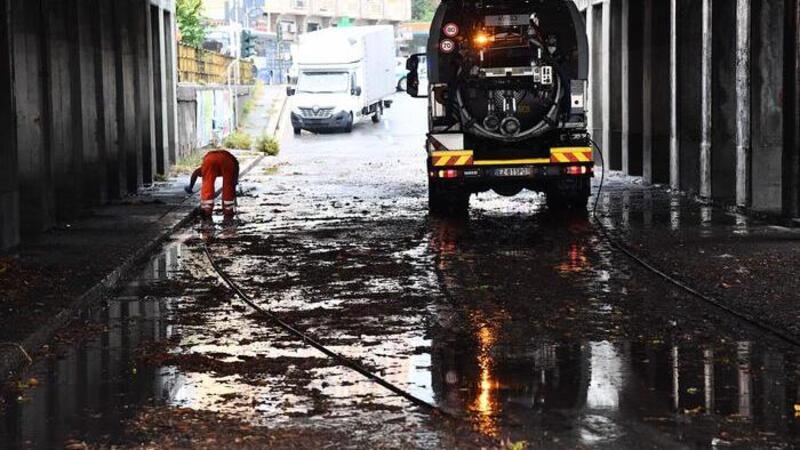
[288,26,396,134]
[404,0,593,213]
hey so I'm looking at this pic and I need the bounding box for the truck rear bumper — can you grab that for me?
[427,147,594,192]
[430,163,593,193]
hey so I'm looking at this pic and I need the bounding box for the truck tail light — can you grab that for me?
[565,165,590,176]
[438,169,461,179]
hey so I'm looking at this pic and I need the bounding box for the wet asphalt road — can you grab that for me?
[3,95,800,449]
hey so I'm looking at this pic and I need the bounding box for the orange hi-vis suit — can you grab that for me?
[200,150,239,216]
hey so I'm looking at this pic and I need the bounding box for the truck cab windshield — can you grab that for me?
[296,72,350,94]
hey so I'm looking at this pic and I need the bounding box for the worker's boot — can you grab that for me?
[201,199,214,218]
[222,200,236,218]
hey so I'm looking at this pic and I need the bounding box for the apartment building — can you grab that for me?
[263,0,409,40]
[203,0,410,38]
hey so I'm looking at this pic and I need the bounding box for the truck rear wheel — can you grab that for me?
[429,180,469,216]
[293,127,301,135]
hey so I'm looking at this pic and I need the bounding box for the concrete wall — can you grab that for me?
[642,0,670,185]
[176,85,253,158]
[710,0,737,200]
[621,0,643,176]
[751,0,785,213]
[0,0,178,251]
[677,0,702,194]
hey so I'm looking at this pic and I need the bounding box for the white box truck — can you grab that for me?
[288,26,396,134]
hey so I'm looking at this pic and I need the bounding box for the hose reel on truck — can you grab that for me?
[426,0,589,144]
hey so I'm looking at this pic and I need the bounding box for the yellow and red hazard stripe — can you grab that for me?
[432,151,474,167]
[550,147,593,164]
[431,148,593,167]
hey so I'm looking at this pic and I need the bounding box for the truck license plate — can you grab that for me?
[489,167,534,177]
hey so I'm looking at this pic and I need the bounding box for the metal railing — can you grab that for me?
[178,44,256,85]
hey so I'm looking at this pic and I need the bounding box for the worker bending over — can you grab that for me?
[186,149,240,217]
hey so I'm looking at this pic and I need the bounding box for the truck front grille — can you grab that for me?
[299,107,334,119]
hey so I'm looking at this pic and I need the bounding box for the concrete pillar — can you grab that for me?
[783,0,800,217]
[621,0,643,176]
[153,6,168,175]
[642,0,670,185]
[113,0,140,193]
[97,0,124,199]
[669,0,679,190]
[164,10,178,167]
[125,0,147,189]
[700,0,713,199]
[601,0,611,167]
[44,0,81,221]
[139,0,157,185]
[590,6,604,154]
[74,0,105,206]
[0,0,19,250]
[735,0,752,208]
[751,0,785,213]
[606,0,623,170]
[13,0,55,234]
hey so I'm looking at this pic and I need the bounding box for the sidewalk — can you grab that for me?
[241,84,288,139]
[0,150,265,379]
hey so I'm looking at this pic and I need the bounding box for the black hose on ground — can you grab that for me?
[588,138,800,348]
[200,244,458,418]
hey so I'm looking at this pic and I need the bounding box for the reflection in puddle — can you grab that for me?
[470,324,499,437]
[585,342,622,410]
[433,333,800,446]
[0,240,186,449]
[556,243,590,274]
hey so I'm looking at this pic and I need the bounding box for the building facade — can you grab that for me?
[204,0,411,39]
[264,0,410,38]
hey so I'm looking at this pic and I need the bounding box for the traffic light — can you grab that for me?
[241,30,256,58]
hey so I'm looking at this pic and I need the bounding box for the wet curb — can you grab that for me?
[0,154,267,382]
[268,90,289,138]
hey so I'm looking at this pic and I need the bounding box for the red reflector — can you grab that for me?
[565,165,589,176]
[438,169,461,179]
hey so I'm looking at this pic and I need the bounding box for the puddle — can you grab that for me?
[5,204,799,449]
[0,241,187,449]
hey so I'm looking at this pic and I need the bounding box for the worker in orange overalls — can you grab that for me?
[185,149,240,217]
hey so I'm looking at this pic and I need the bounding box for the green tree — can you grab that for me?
[177,0,207,47]
[412,0,436,21]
